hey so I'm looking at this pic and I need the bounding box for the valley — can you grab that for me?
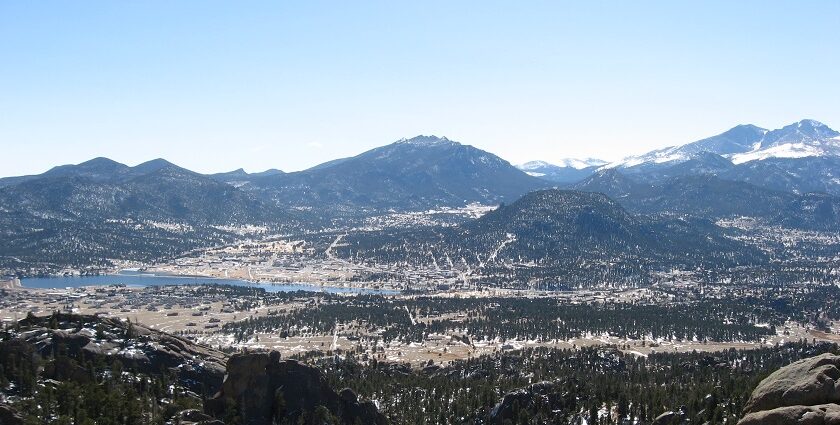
[2,281,839,367]
[2,124,840,424]
[5,4,840,423]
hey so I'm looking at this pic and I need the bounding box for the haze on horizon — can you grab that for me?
[1,1,839,178]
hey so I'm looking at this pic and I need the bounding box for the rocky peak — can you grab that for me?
[396,135,455,146]
[760,119,839,148]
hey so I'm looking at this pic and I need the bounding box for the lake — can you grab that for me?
[20,271,399,295]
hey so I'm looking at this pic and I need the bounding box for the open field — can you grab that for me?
[3,282,838,368]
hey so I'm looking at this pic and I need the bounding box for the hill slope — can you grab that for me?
[335,189,763,288]
[574,173,840,230]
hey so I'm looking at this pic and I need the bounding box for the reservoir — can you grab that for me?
[20,270,399,295]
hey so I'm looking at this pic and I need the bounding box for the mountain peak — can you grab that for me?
[759,119,838,147]
[723,124,768,137]
[253,168,284,177]
[78,157,126,168]
[215,168,248,177]
[798,118,829,128]
[396,135,456,146]
[518,159,607,171]
[131,158,178,175]
[39,157,129,181]
[555,158,608,169]
[517,160,552,170]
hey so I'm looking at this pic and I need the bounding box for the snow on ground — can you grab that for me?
[730,142,828,164]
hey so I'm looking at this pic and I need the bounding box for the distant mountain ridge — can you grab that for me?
[516,120,840,195]
[0,135,550,218]
[0,158,295,273]
[605,124,769,171]
[240,135,550,214]
[0,136,551,272]
[516,159,606,183]
[3,120,838,195]
[1,127,838,276]
[0,158,272,224]
[605,119,839,172]
[574,172,840,230]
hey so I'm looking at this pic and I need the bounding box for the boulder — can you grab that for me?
[739,353,840,424]
[205,351,387,425]
[740,404,840,425]
[489,381,556,424]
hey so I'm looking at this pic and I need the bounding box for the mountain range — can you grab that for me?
[516,159,606,183]
[573,171,840,230]
[519,119,840,195]
[0,136,548,221]
[0,136,549,272]
[1,123,838,274]
[0,158,272,224]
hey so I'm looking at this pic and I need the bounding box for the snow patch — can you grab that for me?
[730,142,829,164]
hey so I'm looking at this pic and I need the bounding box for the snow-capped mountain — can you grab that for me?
[554,158,608,169]
[516,158,607,183]
[605,120,838,172]
[395,135,457,147]
[604,124,768,171]
[730,120,840,164]
[592,119,840,195]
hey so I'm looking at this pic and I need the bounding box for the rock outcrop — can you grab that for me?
[739,353,840,424]
[485,379,590,424]
[489,381,556,424]
[205,351,387,425]
[11,313,227,396]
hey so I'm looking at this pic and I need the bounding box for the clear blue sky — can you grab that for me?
[1,1,838,176]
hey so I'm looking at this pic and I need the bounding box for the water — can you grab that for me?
[20,270,399,295]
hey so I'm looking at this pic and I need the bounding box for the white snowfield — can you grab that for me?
[517,158,607,171]
[730,140,840,164]
[601,146,688,169]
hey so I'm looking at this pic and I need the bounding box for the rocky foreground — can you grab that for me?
[2,312,838,424]
[0,314,385,425]
[739,353,840,425]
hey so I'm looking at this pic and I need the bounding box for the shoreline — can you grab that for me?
[18,270,402,295]
[141,266,405,292]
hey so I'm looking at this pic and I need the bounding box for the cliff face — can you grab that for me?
[739,353,840,425]
[206,351,387,425]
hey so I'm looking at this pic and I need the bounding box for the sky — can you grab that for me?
[1,1,839,177]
